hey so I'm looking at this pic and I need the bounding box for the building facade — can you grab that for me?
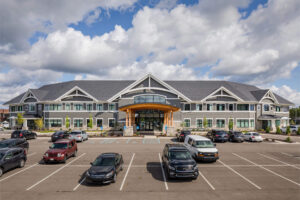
[4,74,293,135]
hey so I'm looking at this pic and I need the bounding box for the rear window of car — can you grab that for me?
[234,132,243,136]
[252,133,259,136]
[0,142,11,148]
[54,132,64,135]
[12,131,21,135]
[70,132,81,135]
[216,131,227,135]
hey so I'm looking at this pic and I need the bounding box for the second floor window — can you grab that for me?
[49,104,61,111]
[276,106,280,112]
[75,104,83,110]
[216,104,225,111]
[87,104,93,111]
[207,104,213,111]
[109,104,115,111]
[264,104,270,111]
[97,104,103,111]
[237,104,249,111]
[29,104,35,112]
[196,104,202,111]
[17,106,23,111]
[184,104,191,111]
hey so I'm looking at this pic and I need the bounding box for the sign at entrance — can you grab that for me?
[165,125,167,131]
[123,126,126,130]
[136,126,140,130]
[100,126,103,131]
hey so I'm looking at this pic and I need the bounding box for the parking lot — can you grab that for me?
[0,137,300,200]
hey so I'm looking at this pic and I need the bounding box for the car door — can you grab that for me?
[115,155,120,173]
[3,151,15,171]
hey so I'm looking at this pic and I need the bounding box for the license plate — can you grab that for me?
[50,158,54,161]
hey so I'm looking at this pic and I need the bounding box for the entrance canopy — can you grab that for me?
[258,115,281,120]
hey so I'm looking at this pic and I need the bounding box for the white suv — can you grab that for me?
[184,135,219,162]
[243,132,263,142]
[281,125,299,134]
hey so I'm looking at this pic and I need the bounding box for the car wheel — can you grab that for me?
[19,159,25,168]
[112,174,117,183]
[73,150,77,157]
[120,164,124,171]
[0,168,3,177]
[249,138,252,142]
[62,156,67,163]
[34,134,37,139]
[81,138,83,142]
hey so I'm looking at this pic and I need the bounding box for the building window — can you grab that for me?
[276,106,281,112]
[87,104,93,111]
[216,104,225,111]
[49,104,62,111]
[196,119,203,128]
[250,104,255,111]
[97,104,103,111]
[134,95,166,104]
[250,119,255,127]
[207,104,213,111]
[257,105,261,110]
[97,119,103,127]
[65,104,71,110]
[275,120,280,127]
[216,119,225,128]
[109,104,116,111]
[109,119,115,127]
[74,119,83,128]
[229,104,234,111]
[184,119,191,127]
[207,119,213,128]
[237,119,249,128]
[183,104,191,111]
[29,104,35,112]
[10,106,16,112]
[237,104,249,111]
[49,119,62,127]
[196,104,202,111]
[44,104,49,111]
[17,106,23,112]
[75,104,83,111]
[264,104,270,111]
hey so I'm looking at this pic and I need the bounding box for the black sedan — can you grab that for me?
[228,131,244,142]
[0,147,27,177]
[85,153,123,184]
[0,138,29,150]
[206,130,228,142]
[177,130,191,142]
[51,131,69,142]
[11,130,37,140]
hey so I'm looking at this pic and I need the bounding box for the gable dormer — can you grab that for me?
[202,86,243,102]
[55,86,97,102]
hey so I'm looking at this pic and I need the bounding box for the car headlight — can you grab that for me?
[215,152,219,157]
[193,165,198,170]
[45,153,49,157]
[168,165,175,170]
[106,170,114,178]
[198,152,204,156]
[57,153,64,157]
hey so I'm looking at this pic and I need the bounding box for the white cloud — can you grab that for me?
[270,85,300,106]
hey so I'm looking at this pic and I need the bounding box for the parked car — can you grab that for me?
[69,130,88,142]
[0,138,29,151]
[11,130,37,140]
[85,153,124,184]
[177,130,191,142]
[0,127,4,131]
[51,131,69,142]
[228,131,244,142]
[243,132,263,142]
[0,147,27,177]
[206,130,228,142]
[184,135,219,162]
[281,125,300,134]
[43,139,77,163]
[162,143,198,180]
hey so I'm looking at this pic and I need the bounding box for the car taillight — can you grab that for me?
[77,135,81,137]
[216,135,220,137]
[252,136,255,138]
[20,133,23,137]
[180,134,184,136]
[24,149,27,155]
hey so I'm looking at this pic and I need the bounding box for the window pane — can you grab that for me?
[97,119,103,127]
[109,119,115,127]
[196,119,203,128]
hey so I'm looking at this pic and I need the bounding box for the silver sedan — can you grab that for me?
[69,131,88,142]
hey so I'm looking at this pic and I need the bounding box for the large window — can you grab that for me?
[207,119,213,128]
[207,104,213,111]
[29,104,36,112]
[237,104,249,111]
[97,104,103,111]
[276,106,281,112]
[216,119,225,128]
[87,104,93,111]
[184,119,191,127]
[75,104,83,111]
[109,104,116,111]
[196,119,203,128]
[264,104,270,111]
[74,119,83,128]
[275,120,280,127]
[49,104,62,111]
[97,119,103,127]
[17,106,23,112]
[250,104,255,111]
[216,104,225,111]
[250,119,255,127]
[65,104,71,110]
[237,119,249,128]
[183,104,191,111]
[109,119,115,127]
[229,104,234,111]
[196,104,202,111]
[49,119,62,127]
[134,95,166,104]
[10,106,16,112]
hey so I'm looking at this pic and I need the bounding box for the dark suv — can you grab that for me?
[85,153,124,184]
[0,138,29,151]
[177,130,191,142]
[206,130,228,142]
[51,131,69,142]
[228,131,244,142]
[162,144,198,180]
[11,130,37,140]
[0,147,27,177]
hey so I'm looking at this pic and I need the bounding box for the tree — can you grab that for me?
[228,118,233,130]
[286,126,291,136]
[88,114,93,129]
[203,117,208,129]
[34,118,43,130]
[17,113,24,127]
[276,126,281,134]
[65,115,70,129]
[297,127,300,135]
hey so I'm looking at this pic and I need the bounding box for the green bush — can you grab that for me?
[286,126,291,135]
[265,126,270,133]
[276,126,281,134]
[297,127,300,135]
[285,137,291,143]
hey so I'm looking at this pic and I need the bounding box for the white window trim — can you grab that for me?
[183,118,191,127]
[195,118,203,128]
[236,118,250,128]
[108,103,116,111]
[73,118,84,128]
[46,118,63,128]
[216,118,226,128]
[206,118,213,128]
[183,103,191,111]
[196,104,203,111]
[97,103,104,111]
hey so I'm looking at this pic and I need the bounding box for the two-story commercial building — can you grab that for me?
[4,74,293,135]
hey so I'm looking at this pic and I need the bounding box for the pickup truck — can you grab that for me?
[43,139,77,163]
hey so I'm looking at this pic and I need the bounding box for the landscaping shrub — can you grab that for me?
[276,126,281,134]
[265,126,270,133]
[285,136,292,143]
[297,127,300,135]
[286,126,291,135]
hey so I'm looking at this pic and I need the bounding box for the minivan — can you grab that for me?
[184,135,219,162]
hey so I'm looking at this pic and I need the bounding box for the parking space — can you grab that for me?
[0,137,300,200]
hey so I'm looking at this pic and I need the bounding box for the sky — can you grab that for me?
[0,0,300,107]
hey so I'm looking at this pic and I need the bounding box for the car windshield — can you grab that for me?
[50,143,68,149]
[92,157,115,166]
[252,132,260,136]
[54,132,64,135]
[169,151,192,160]
[194,141,215,148]
[0,142,10,148]
[216,131,227,135]
[70,132,81,135]
[0,152,4,160]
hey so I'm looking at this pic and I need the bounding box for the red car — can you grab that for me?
[43,139,77,163]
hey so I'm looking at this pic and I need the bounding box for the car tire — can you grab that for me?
[19,159,25,168]
[112,174,117,183]
[62,156,67,163]
[0,168,3,177]
[73,150,77,157]
[249,138,252,142]
[120,164,124,171]
[34,134,37,139]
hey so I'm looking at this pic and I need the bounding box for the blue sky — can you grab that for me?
[0,0,300,106]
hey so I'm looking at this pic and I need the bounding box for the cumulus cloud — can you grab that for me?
[270,85,300,106]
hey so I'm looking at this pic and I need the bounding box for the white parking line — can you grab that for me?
[218,160,261,189]
[0,163,39,182]
[233,153,300,187]
[158,153,168,191]
[26,153,86,191]
[120,153,135,191]
[73,177,86,191]
[27,152,36,157]
[258,153,300,170]
[198,170,215,190]
[281,152,300,159]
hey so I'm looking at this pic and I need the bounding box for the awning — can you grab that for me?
[281,117,290,120]
[258,115,282,120]
[119,103,180,112]
[9,116,17,119]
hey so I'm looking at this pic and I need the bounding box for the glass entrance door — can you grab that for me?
[136,110,163,131]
